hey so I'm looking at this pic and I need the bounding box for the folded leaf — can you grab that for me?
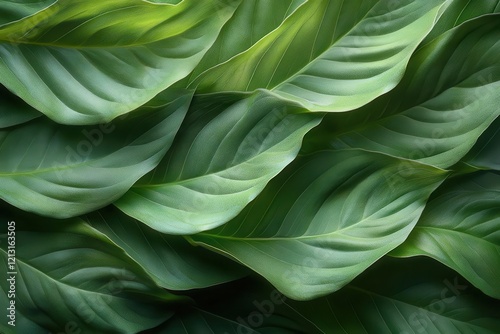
[0,209,184,333]
[115,91,321,234]
[192,0,447,111]
[392,171,500,299]
[0,0,236,124]
[85,207,248,291]
[329,15,500,168]
[189,149,446,300]
[0,89,192,218]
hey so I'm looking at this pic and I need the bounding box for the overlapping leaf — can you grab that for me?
[150,258,500,334]
[463,116,500,171]
[115,91,321,234]
[189,149,447,300]
[0,0,236,124]
[188,0,306,81]
[0,0,56,27]
[192,0,447,111]
[0,90,192,218]
[326,15,500,168]
[0,84,40,128]
[85,207,248,291]
[392,171,500,299]
[0,208,184,333]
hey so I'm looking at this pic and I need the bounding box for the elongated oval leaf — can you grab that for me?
[191,0,446,111]
[328,15,500,169]
[0,0,236,124]
[115,91,321,234]
[0,89,192,218]
[392,171,500,299]
[0,209,184,333]
[189,149,446,300]
[85,207,248,291]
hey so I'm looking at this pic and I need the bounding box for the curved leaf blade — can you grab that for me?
[0,209,184,333]
[189,150,446,300]
[115,91,321,234]
[463,116,500,171]
[0,84,40,128]
[392,171,500,299]
[0,90,192,218]
[192,0,446,111]
[0,0,236,124]
[0,0,56,28]
[85,207,248,291]
[329,15,500,169]
[188,0,306,81]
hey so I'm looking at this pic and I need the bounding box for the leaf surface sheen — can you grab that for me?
[190,150,447,300]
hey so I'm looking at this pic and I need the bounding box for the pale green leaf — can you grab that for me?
[189,150,446,300]
[0,90,192,218]
[328,15,500,168]
[0,0,236,124]
[392,171,500,299]
[191,0,446,112]
[115,91,321,234]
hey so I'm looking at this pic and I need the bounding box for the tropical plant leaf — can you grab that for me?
[392,171,500,299]
[0,0,56,27]
[189,149,447,300]
[85,207,248,291]
[422,0,500,44]
[0,84,40,128]
[0,0,236,124]
[115,91,321,234]
[275,258,500,333]
[462,116,500,171]
[326,15,500,169]
[188,0,306,81]
[151,258,500,334]
[191,0,447,112]
[0,208,185,333]
[0,89,192,218]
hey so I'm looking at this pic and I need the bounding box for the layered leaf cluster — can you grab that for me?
[1,0,499,333]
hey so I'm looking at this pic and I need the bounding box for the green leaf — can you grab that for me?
[189,150,446,300]
[188,0,306,81]
[0,0,236,125]
[0,84,40,128]
[191,0,447,111]
[392,171,500,299]
[422,0,500,44]
[276,258,500,333]
[0,208,185,333]
[85,207,248,291]
[462,116,500,171]
[115,91,321,234]
[0,89,192,218]
[0,0,56,28]
[328,15,500,169]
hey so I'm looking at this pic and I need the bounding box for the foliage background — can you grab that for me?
[1,0,499,333]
